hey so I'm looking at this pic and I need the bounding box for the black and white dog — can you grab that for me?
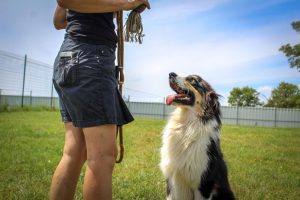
[160,72,234,200]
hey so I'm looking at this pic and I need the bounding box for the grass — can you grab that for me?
[0,111,299,199]
[0,104,57,112]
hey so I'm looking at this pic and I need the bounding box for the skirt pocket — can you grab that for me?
[54,51,79,87]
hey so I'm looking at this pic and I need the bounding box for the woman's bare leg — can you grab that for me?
[82,124,117,200]
[50,122,86,200]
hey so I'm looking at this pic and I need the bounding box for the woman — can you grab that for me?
[50,1,150,200]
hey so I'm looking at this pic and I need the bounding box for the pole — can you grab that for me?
[274,107,277,128]
[236,106,239,125]
[30,90,32,106]
[163,97,166,119]
[50,82,54,109]
[0,89,2,105]
[21,54,27,107]
[127,95,131,110]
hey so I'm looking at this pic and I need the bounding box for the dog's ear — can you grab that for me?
[206,91,220,112]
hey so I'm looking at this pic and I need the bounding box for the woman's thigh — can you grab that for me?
[63,122,86,160]
[83,124,117,164]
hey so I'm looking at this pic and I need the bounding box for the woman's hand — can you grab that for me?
[125,0,150,11]
[57,0,150,13]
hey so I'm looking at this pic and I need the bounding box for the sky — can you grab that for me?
[0,0,299,105]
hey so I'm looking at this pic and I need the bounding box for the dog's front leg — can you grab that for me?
[168,175,194,200]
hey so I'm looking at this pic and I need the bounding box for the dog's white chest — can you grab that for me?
[160,112,217,189]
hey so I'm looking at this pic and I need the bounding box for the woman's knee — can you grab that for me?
[63,123,86,163]
[62,141,86,165]
[87,146,117,171]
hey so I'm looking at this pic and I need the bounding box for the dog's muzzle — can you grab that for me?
[166,72,193,105]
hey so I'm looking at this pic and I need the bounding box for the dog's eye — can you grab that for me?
[187,76,201,87]
[188,78,197,85]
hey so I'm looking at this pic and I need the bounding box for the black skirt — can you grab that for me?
[53,37,134,128]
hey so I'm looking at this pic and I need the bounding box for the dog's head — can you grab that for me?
[166,72,221,122]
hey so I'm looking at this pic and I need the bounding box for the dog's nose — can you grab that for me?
[169,72,177,78]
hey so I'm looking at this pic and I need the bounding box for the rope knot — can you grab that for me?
[124,5,147,44]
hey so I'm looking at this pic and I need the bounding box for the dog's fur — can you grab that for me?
[160,72,234,200]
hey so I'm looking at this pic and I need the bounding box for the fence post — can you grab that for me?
[127,95,131,110]
[236,106,239,125]
[21,54,27,107]
[163,97,166,120]
[0,89,2,105]
[30,91,32,106]
[274,107,277,128]
[50,82,54,109]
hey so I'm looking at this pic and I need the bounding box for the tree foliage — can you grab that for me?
[279,21,300,71]
[265,82,300,108]
[228,86,261,107]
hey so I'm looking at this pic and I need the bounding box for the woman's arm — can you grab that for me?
[57,0,150,13]
[53,5,67,30]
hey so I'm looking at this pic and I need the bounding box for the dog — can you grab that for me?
[160,72,234,200]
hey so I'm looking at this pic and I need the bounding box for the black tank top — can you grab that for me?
[66,10,117,47]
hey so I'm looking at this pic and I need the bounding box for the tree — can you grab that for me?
[228,86,261,107]
[279,21,300,71]
[265,82,300,108]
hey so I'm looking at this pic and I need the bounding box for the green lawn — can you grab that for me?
[0,111,299,199]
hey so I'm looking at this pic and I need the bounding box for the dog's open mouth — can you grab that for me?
[166,82,193,105]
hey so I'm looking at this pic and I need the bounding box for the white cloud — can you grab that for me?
[257,85,273,98]
[126,22,297,75]
[123,14,300,104]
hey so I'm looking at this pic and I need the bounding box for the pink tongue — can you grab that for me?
[166,95,176,105]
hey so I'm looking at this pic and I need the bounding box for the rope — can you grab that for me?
[124,5,147,44]
[115,5,146,163]
[116,10,125,163]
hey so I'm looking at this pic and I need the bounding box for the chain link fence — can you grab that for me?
[0,50,57,108]
[0,50,299,128]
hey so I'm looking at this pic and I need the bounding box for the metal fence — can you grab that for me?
[1,95,299,128]
[221,106,300,128]
[1,50,300,128]
[0,50,55,107]
[128,101,300,128]
[0,94,59,108]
